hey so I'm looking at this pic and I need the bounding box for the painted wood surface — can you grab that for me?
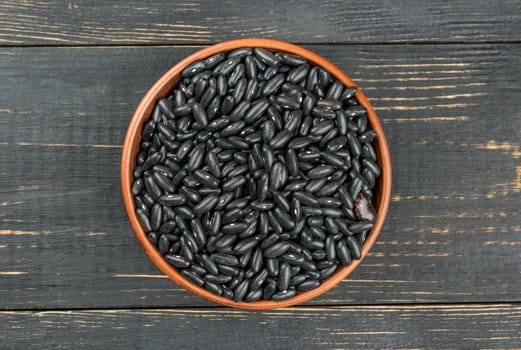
[0,44,519,310]
[0,1,519,45]
[2,304,521,349]
[1,1,520,347]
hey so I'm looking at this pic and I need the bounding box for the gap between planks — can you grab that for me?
[1,301,521,314]
[0,40,520,49]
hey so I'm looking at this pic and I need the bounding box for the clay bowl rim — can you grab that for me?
[121,38,392,310]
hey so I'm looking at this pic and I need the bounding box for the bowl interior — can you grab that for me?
[121,38,392,310]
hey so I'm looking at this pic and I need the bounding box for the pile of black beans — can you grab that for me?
[132,48,380,302]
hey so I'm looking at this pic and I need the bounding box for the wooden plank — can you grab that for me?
[1,304,521,349]
[0,1,519,45]
[0,44,520,309]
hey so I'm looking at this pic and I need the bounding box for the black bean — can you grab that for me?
[251,247,264,273]
[165,254,191,269]
[319,264,338,280]
[267,105,284,130]
[244,288,263,302]
[214,234,238,251]
[222,175,247,192]
[243,99,270,124]
[262,73,285,96]
[174,206,194,219]
[271,287,296,301]
[277,262,291,291]
[182,61,206,78]
[195,254,219,275]
[272,192,290,212]
[253,48,279,66]
[302,177,325,194]
[157,232,170,253]
[269,130,293,149]
[269,162,288,191]
[228,63,244,87]
[150,203,162,231]
[233,237,258,255]
[233,279,250,302]
[212,253,239,266]
[273,207,295,230]
[306,165,335,179]
[264,241,290,258]
[346,235,362,260]
[250,269,268,291]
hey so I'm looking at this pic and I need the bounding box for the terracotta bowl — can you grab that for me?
[121,38,392,310]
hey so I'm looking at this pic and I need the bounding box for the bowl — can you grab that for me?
[121,38,392,310]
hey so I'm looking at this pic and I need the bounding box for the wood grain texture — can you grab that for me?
[0,44,520,309]
[0,1,519,45]
[1,304,521,349]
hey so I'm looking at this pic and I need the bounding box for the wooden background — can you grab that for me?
[1,1,520,349]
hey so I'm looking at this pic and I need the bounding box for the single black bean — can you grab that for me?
[336,239,352,265]
[222,175,246,192]
[271,287,296,301]
[233,279,250,302]
[174,206,193,219]
[233,237,258,255]
[253,48,279,66]
[264,241,290,258]
[269,162,288,191]
[212,253,239,266]
[165,254,191,269]
[296,279,320,291]
[262,73,285,96]
[273,192,290,212]
[319,264,338,280]
[302,178,325,194]
[346,235,362,259]
[273,207,295,230]
[244,99,270,124]
[269,130,293,149]
[278,262,291,291]
[244,288,263,302]
[150,203,162,231]
[306,165,335,179]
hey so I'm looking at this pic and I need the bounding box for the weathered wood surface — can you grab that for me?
[1,44,520,309]
[1,304,521,349]
[0,1,520,45]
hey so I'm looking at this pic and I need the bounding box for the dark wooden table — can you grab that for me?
[1,1,520,349]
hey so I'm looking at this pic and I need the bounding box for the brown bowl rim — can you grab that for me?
[121,38,392,310]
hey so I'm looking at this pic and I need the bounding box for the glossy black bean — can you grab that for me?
[269,162,288,191]
[211,253,239,266]
[287,63,309,84]
[306,164,335,179]
[179,270,204,287]
[231,237,257,255]
[264,241,290,258]
[182,61,206,78]
[301,177,324,194]
[271,287,296,301]
[165,254,191,269]
[214,234,238,251]
[243,99,270,124]
[270,192,289,213]
[310,120,334,136]
[248,269,268,292]
[348,221,373,234]
[233,279,250,302]
[194,254,219,275]
[319,264,338,280]
[265,257,280,277]
[220,175,245,192]
[261,73,284,96]
[193,169,219,189]
[277,262,291,291]
[253,48,279,66]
